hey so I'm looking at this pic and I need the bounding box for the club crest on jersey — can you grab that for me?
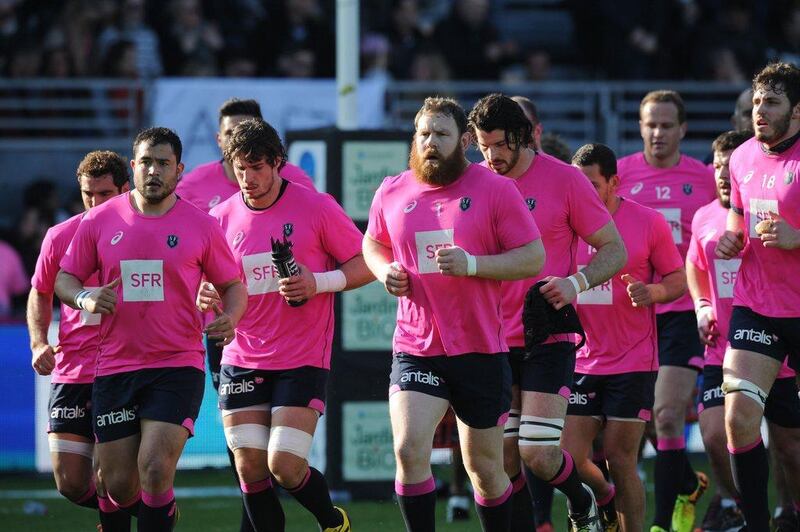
[460,197,471,211]
[785,171,794,185]
[167,235,178,248]
[683,184,693,195]
[526,197,536,211]
[283,223,293,237]
[404,200,417,213]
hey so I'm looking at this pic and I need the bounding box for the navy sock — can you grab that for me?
[509,472,535,531]
[285,467,341,529]
[396,477,436,532]
[548,450,591,515]
[138,488,176,532]
[475,483,513,532]
[730,439,770,532]
[241,478,285,532]
[653,438,686,528]
[525,465,554,526]
[98,495,132,532]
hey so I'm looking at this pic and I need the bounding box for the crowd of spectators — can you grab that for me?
[1,0,798,82]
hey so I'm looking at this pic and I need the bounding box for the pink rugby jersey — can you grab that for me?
[484,154,612,348]
[31,213,100,383]
[210,183,362,370]
[0,240,28,317]
[59,193,241,376]
[687,199,794,377]
[576,199,683,374]
[618,152,715,314]
[367,163,541,357]
[729,137,800,317]
[177,160,316,213]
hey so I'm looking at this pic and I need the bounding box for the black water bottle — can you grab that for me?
[271,236,306,307]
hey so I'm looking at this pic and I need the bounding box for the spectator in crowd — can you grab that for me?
[361,33,392,81]
[386,0,430,79]
[261,0,334,77]
[161,0,223,76]
[96,0,162,79]
[276,46,316,78]
[15,180,69,276]
[432,0,517,80]
[409,45,450,81]
[0,237,28,321]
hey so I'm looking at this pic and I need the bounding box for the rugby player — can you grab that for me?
[364,96,545,531]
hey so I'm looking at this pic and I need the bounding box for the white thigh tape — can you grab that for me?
[224,423,270,451]
[721,377,767,410]
[518,415,564,446]
[48,438,93,458]
[504,409,521,438]
[221,403,270,417]
[268,426,313,460]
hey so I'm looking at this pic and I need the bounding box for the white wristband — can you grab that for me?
[567,275,583,294]
[313,270,347,293]
[694,297,712,315]
[576,271,589,291]
[75,290,91,310]
[465,252,477,276]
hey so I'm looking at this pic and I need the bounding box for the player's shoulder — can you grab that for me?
[175,195,218,225]
[377,169,414,193]
[45,212,85,243]
[692,199,719,222]
[208,192,241,219]
[182,159,222,180]
[616,152,645,174]
[81,193,128,222]
[620,197,663,222]
[679,154,714,176]
[729,137,760,164]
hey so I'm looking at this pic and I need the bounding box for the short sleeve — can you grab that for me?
[60,218,98,283]
[567,170,613,239]
[31,227,59,292]
[686,211,708,271]
[650,212,685,277]
[493,178,541,250]
[201,220,242,286]
[317,194,364,264]
[366,179,391,245]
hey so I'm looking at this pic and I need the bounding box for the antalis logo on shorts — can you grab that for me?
[703,386,724,402]
[96,407,136,427]
[51,405,86,419]
[568,391,595,405]
[400,370,441,386]
[733,328,776,345]
[218,379,255,396]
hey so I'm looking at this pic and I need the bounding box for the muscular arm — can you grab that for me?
[215,280,247,326]
[27,288,53,349]
[363,235,409,297]
[473,239,545,280]
[580,220,627,288]
[647,268,687,304]
[686,261,712,303]
[54,270,85,310]
[340,254,375,290]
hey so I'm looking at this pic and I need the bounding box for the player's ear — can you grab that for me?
[177,161,185,177]
[460,130,472,151]
[792,101,800,120]
[679,121,688,140]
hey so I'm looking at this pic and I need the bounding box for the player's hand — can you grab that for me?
[435,246,469,276]
[82,278,120,315]
[761,212,800,250]
[31,343,59,375]
[696,306,719,347]
[715,230,744,259]
[539,276,577,310]
[382,261,410,297]
[196,281,221,312]
[621,274,654,307]
[204,302,236,347]
[278,263,315,302]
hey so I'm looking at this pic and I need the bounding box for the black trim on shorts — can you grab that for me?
[512,342,576,395]
[657,310,704,370]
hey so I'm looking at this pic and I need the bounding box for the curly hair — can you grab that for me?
[711,130,753,153]
[753,62,800,108]
[468,93,532,151]
[414,96,468,137]
[76,150,129,189]
[223,118,287,170]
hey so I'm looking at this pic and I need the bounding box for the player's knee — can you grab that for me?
[724,401,760,438]
[653,404,682,434]
[268,453,307,488]
[138,454,173,491]
[700,422,726,451]
[604,447,635,475]
[393,437,429,469]
[54,473,90,502]
[519,443,559,476]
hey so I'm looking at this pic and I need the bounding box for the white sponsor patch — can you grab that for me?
[714,258,740,299]
[576,263,612,304]
[121,260,165,302]
[415,229,454,274]
[748,198,779,238]
[242,252,280,295]
[79,285,101,326]
[657,208,683,244]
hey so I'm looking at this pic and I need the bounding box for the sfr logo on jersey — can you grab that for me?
[714,258,740,299]
[657,208,682,244]
[415,229,454,274]
[121,260,164,302]
[241,252,280,295]
[749,198,779,239]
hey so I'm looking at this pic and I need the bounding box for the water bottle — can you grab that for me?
[270,236,306,307]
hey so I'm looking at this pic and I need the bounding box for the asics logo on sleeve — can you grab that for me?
[208,195,221,208]
[111,231,124,245]
[630,182,644,194]
[233,231,244,246]
[733,328,776,346]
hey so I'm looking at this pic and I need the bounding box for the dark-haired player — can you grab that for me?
[470,93,626,532]
[55,127,247,531]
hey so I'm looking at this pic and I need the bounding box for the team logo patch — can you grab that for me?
[630,182,644,194]
[283,223,293,237]
[785,171,795,185]
[232,231,244,246]
[404,200,417,213]
[526,197,536,211]
[167,235,178,248]
[460,197,471,211]
[683,183,693,195]
[111,231,124,245]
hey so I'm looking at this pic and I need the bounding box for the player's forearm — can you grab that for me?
[218,281,248,326]
[475,239,545,281]
[362,235,394,280]
[339,255,375,291]
[726,208,745,233]
[581,239,627,289]
[26,288,53,348]
[649,268,687,304]
[686,261,712,303]
[54,270,85,310]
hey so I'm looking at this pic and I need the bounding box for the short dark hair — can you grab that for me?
[76,150,129,189]
[132,127,183,163]
[469,93,533,151]
[640,90,686,124]
[572,143,618,180]
[712,130,753,153]
[540,132,572,163]
[753,62,800,109]
[223,118,287,170]
[219,98,263,123]
[414,96,468,137]
[511,95,540,126]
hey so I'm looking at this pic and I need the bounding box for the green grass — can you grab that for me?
[0,456,778,531]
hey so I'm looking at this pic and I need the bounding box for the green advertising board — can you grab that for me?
[342,401,395,481]
[342,141,409,220]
